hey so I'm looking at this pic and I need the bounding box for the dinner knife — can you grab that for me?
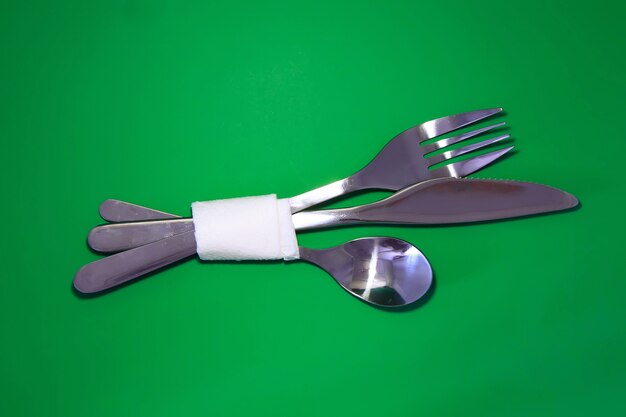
[87,177,579,253]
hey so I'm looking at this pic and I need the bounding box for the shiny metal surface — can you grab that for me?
[89,218,192,253]
[299,237,432,307]
[75,231,197,294]
[76,233,432,308]
[292,177,579,229]
[88,178,578,253]
[99,199,180,222]
[287,108,511,212]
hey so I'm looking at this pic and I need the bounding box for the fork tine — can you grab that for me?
[421,122,506,154]
[418,108,503,142]
[430,146,514,178]
[426,134,511,166]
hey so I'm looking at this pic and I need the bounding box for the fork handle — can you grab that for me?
[287,176,362,213]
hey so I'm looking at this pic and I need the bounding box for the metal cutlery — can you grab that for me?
[98,200,179,222]
[88,178,578,253]
[75,108,531,300]
[288,107,511,212]
[299,237,432,307]
[76,235,433,308]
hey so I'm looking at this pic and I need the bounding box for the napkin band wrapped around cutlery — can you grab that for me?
[191,194,299,261]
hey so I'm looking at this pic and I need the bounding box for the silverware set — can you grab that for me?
[75,108,578,307]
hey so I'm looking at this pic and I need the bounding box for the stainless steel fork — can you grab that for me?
[99,108,512,224]
[286,108,512,212]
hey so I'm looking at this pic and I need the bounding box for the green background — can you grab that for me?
[1,1,625,416]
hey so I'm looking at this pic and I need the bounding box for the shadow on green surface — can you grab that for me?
[370,273,437,313]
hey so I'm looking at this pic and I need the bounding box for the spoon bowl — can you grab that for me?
[299,237,432,308]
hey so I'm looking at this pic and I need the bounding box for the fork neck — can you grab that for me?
[287,174,367,213]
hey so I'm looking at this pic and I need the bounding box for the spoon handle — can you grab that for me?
[74,230,197,293]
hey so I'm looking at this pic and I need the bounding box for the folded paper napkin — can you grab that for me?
[191,194,299,261]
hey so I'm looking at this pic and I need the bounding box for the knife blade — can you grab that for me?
[292,177,579,229]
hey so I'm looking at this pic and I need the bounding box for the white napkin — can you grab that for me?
[191,194,299,261]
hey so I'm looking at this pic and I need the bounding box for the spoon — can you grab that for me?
[79,201,434,306]
[75,233,432,307]
[300,237,432,307]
